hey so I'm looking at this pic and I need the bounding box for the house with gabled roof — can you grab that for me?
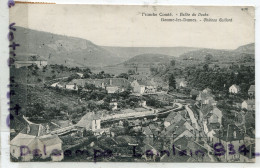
[212,124,248,162]
[10,122,63,161]
[248,85,255,97]
[229,84,241,94]
[176,78,187,88]
[14,54,47,68]
[202,88,212,94]
[242,99,255,111]
[205,107,223,125]
[131,79,157,94]
[190,89,199,100]
[162,116,195,143]
[173,136,210,162]
[164,112,186,128]
[68,78,131,93]
[196,91,216,106]
[131,80,146,94]
[128,75,148,82]
[163,112,179,128]
[142,126,153,138]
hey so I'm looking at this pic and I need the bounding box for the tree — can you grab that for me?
[168,74,176,91]
[88,101,98,111]
[128,69,135,75]
[117,73,129,79]
[146,97,163,108]
[203,64,209,71]
[205,54,213,63]
[84,83,96,91]
[170,60,176,67]
[67,73,80,82]
[99,102,111,111]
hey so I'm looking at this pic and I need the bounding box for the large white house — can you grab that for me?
[10,123,63,161]
[14,54,47,68]
[131,79,156,94]
[131,80,146,94]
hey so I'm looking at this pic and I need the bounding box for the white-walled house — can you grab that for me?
[139,100,146,107]
[106,86,119,93]
[65,83,78,90]
[109,102,118,110]
[10,124,63,161]
[248,85,255,97]
[51,82,63,88]
[14,54,47,68]
[196,91,216,106]
[229,84,240,94]
[206,107,223,125]
[179,81,187,88]
[202,88,212,94]
[242,99,255,111]
[92,119,101,131]
[76,73,84,78]
[131,80,146,94]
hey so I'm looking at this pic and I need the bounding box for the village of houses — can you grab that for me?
[10,57,255,163]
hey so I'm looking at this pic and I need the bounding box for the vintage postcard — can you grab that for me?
[9,4,255,162]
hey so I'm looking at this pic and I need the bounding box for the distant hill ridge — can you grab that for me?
[13,27,200,67]
[102,46,199,60]
[13,26,254,68]
[123,54,171,64]
[13,26,123,67]
[234,43,254,54]
[179,43,255,61]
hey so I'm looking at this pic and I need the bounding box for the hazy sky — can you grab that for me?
[10,4,255,49]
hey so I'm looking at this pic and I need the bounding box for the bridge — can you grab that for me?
[50,125,76,135]
[51,103,183,136]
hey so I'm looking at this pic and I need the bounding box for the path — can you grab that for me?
[185,105,200,130]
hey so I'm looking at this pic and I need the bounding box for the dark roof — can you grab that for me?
[196,92,214,101]
[149,123,158,130]
[160,137,191,162]
[20,124,46,136]
[143,127,153,136]
[207,123,221,131]
[162,119,189,137]
[165,112,178,122]
[190,89,199,96]
[214,124,244,141]
[174,122,194,136]
[174,136,207,155]
[128,75,148,82]
[137,80,155,86]
[246,127,255,139]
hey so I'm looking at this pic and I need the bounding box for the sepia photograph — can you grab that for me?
[8,4,255,162]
